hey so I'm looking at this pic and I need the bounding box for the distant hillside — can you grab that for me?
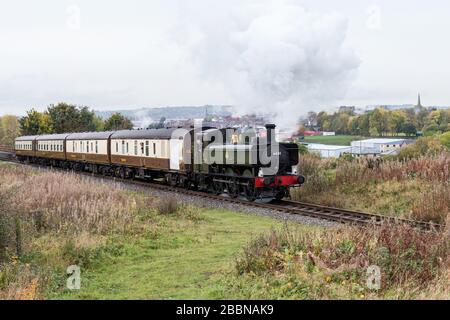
[95,105,233,121]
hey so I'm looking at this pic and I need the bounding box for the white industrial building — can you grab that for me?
[350,138,412,155]
[306,143,352,158]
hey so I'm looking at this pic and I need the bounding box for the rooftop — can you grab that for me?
[352,138,408,144]
[307,143,352,150]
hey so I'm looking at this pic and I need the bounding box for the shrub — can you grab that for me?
[156,196,179,215]
[410,184,450,224]
[397,137,444,160]
[177,204,205,222]
[440,132,450,150]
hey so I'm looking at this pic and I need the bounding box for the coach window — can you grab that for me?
[145,141,149,156]
[116,142,119,153]
[95,141,98,154]
[134,141,138,156]
[91,142,94,153]
[126,142,129,154]
[87,141,90,153]
[122,141,125,154]
[140,142,145,155]
[153,142,156,156]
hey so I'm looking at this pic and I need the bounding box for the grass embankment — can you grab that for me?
[293,153,450,225]
[0,163,311,299]
[1,162,448,300]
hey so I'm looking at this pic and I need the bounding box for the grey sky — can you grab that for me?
[0,0,449,116]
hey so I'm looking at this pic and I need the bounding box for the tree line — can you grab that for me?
[0,103,134,146]
[301,106,450,137]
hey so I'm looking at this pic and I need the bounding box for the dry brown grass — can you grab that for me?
[0,166,142,235]
[335,153,450,185]
[234,223,450,299]
[294,153,450,224]
[0,164,158,299]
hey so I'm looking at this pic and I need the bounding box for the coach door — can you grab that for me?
[170,139,182,170]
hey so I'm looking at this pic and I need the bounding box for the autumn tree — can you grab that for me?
[104,113,133,131]
[19,109,52,135]
[0,115,20,146]
[369,108,389,136]
[47,103,83,133]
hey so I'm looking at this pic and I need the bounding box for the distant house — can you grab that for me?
[306,143,352,158]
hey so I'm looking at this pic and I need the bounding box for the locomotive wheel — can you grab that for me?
[242,170,256,201]
[225,168,238,198]
[244,185,256,201]
[228,179,239,198]
[212,180,223,195]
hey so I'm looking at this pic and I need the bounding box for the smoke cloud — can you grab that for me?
[175,0,360,130]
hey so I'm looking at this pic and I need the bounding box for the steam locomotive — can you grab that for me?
[14,124,305,201]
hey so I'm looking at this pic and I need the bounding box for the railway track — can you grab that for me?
[0,152,442,231]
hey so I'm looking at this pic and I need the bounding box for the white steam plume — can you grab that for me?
[174,0,360,131]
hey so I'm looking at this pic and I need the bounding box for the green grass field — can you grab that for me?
[53,209,313,300]
[302,135,367,146]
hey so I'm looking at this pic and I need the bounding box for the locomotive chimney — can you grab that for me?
[265,124,276,146]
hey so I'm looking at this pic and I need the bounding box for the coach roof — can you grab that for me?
[15,135,39,141]
[111,128,187,140]
[66,131,115,140]
[36,134,71,141]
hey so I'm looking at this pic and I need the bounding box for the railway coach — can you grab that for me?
[14,135,37,160]
[35,134,69,166]
[65,131,114,173]
[109,128,186,180]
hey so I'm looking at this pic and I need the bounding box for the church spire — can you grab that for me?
[417,93,423,108]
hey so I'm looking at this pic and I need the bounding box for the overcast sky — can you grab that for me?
[0,0,449,117]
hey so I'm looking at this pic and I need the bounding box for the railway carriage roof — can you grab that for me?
[111,128,187,140]
[15,135,39,141]
[36,134,71,141]
[66,132,115,140]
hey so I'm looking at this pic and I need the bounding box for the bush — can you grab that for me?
[410,184,450,224]
[440,132,450,150]
[397,137,444,160]
[156,196,179,215]
[177,204,205,222]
